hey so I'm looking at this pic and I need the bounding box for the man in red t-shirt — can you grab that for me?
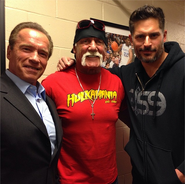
[42,19,126,184]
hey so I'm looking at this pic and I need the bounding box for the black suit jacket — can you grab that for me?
[0,73,63,184]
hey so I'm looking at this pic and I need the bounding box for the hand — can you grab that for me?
[57,57,75,71]
[175,169,185,183]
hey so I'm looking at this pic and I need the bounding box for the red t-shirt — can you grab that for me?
[42,66,125,184]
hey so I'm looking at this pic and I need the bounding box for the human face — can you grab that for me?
[130,18,167,64]
[111,56,115,62]
[114,57,119,65]
[7,28,49,86]
[106,53,110,59]
[125,37,131,46]
[73,37,106,74]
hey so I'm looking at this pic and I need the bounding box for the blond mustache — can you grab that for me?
[81,51,103,66]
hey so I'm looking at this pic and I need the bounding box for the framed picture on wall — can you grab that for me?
[90,18,134,68]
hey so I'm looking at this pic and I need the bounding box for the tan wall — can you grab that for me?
[5,0,185,183]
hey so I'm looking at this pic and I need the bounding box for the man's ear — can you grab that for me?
[73,46,76,54]
[129,34,133,44]
[7,45,11,60]
[163,30,167,42]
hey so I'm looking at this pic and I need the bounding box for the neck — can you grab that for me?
[76,66,101,74]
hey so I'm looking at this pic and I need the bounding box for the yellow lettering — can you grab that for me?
[67,90,118,107]
[67,94,75,107]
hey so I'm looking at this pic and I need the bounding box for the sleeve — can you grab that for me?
[108,66,124,80]
[116,73,131,128]
[42,76,53,97]
[118,97,131,128]
[118,76,125,104]
[177,161,185,175]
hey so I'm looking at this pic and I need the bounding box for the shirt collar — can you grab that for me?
[6,69,46,100]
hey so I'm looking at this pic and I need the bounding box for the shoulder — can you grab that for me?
[43,71,64,80]
[42,67,75,84]
[101,67,123,84]
[101,68,125,95]
[0,73,17,93]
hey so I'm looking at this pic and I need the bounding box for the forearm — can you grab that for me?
[175,161,185,183]
[175,169,185,183]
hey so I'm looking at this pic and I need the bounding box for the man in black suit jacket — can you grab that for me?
[0,22,63,184]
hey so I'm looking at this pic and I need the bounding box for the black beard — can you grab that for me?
[138,44,164,63]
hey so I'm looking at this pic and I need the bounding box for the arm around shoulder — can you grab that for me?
[118,98,131,128]
[57,57,75,71]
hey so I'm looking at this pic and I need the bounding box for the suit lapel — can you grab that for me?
[1,73,49,138]
[1,73,63,160]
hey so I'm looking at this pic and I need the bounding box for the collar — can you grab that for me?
[6,69,46,100]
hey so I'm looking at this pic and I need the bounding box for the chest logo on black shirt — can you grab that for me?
[130,87,166,116]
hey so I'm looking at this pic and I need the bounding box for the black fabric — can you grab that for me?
[0,73,63,184]
[71,25,107,53]
[109,41,185,184]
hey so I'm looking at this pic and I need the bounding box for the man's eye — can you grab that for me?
[150,33,159,39]
[136,35,144,39]
[22,47,31,52]
[134,35,145,42]
[96,40,104,44]
[80,39,89,44]
[39,52,48,58]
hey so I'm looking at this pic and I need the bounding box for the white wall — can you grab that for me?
[5,0,185,183]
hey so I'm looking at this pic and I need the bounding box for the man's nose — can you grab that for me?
[88,40,97,50]
[29,51,40,62]
[144,36,152,46]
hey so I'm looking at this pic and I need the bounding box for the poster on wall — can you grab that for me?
[91,18,135,68]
